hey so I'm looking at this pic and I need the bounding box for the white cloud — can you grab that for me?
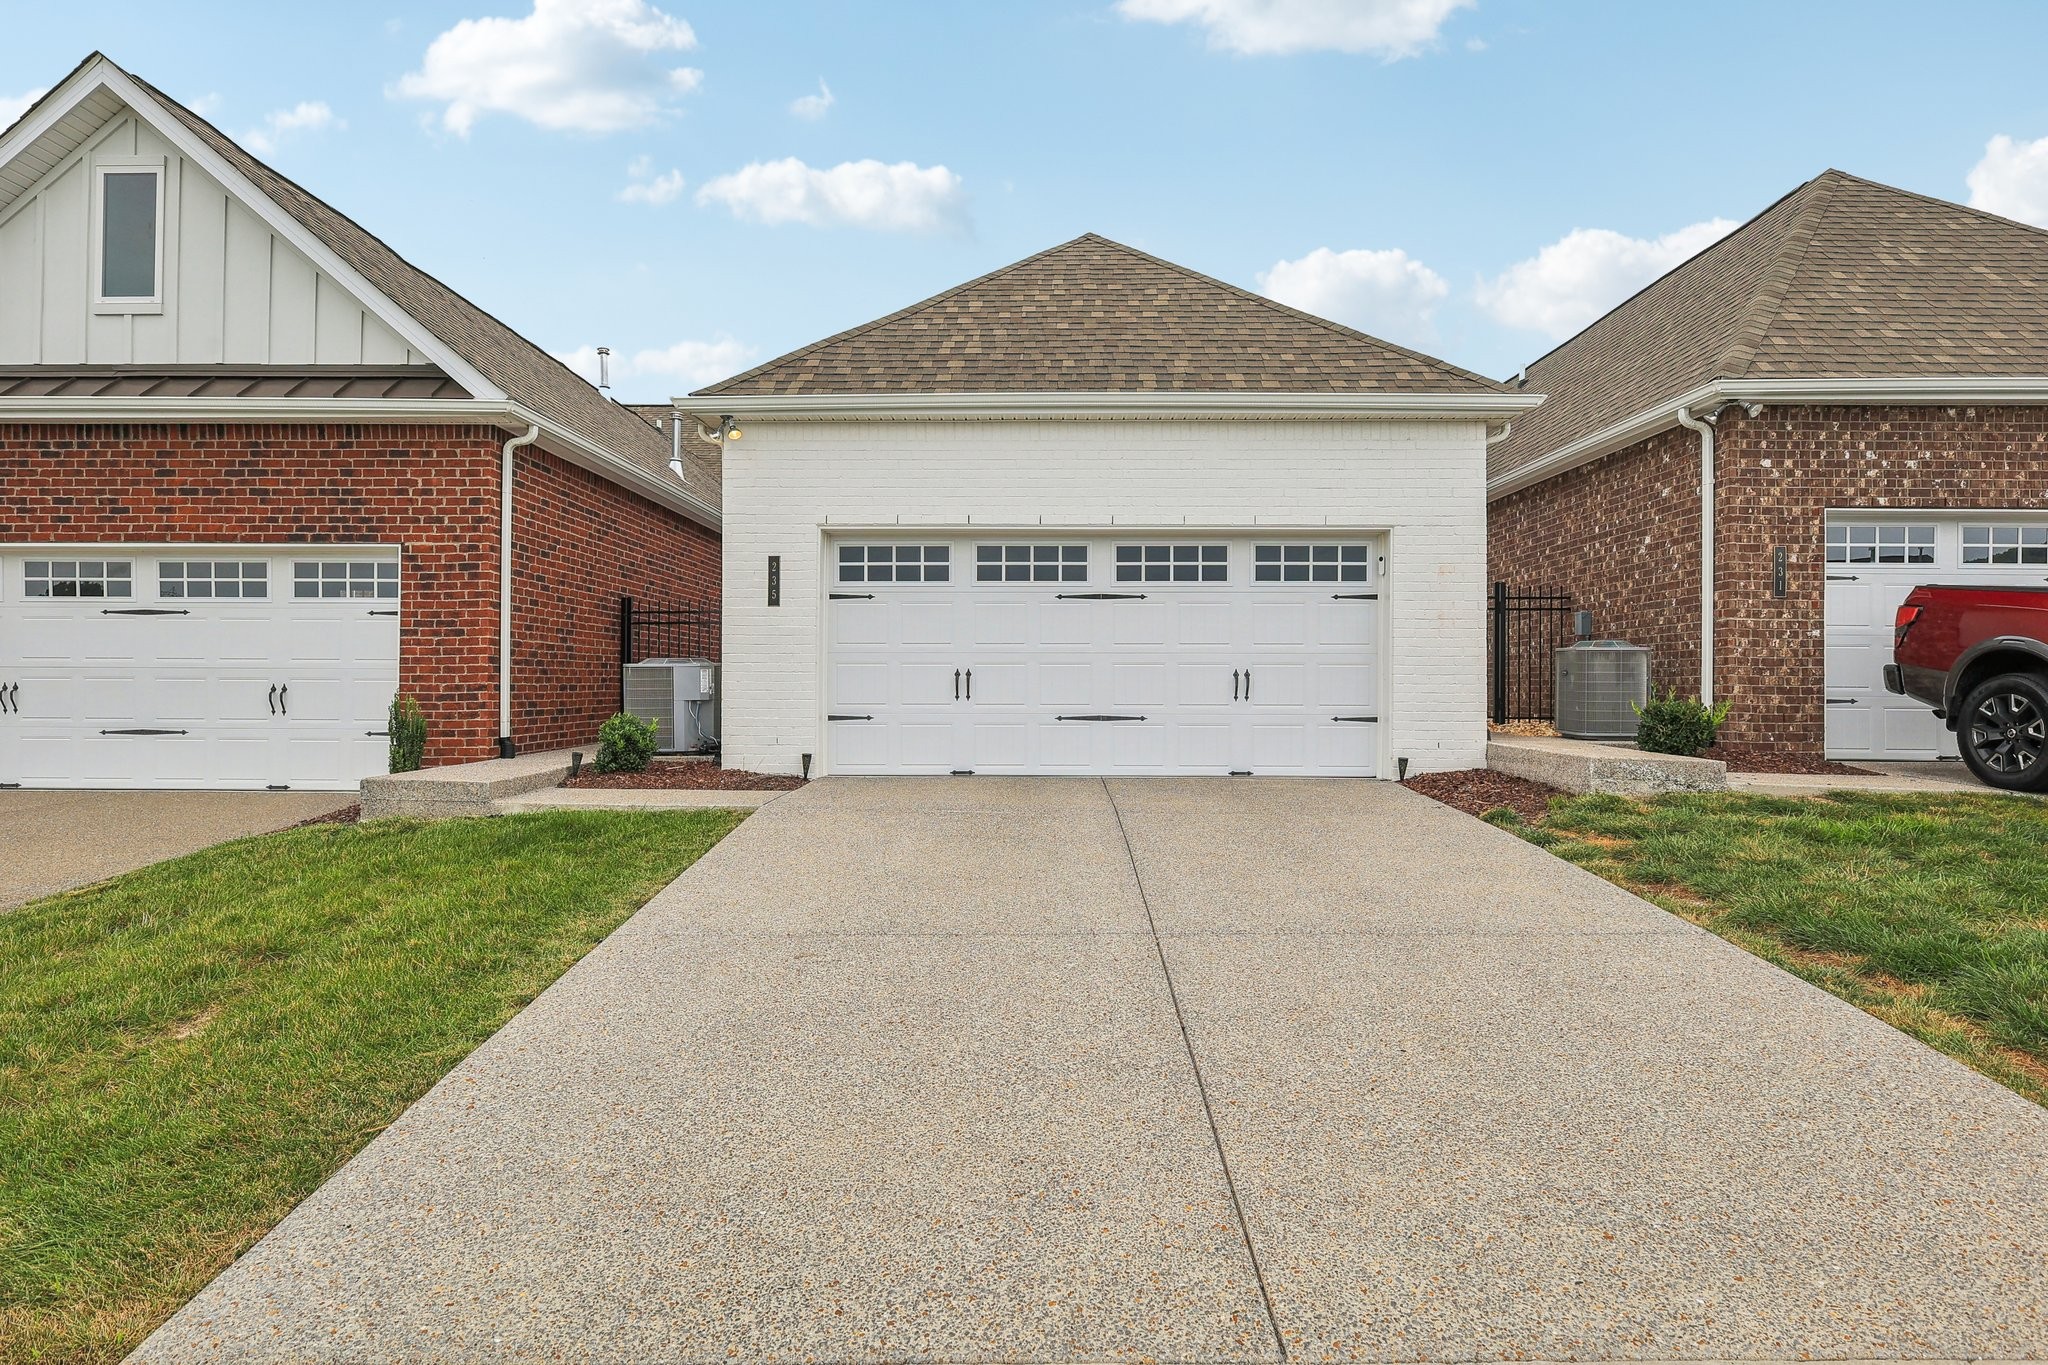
[243,101,344,156]
[1115,0,1471,58]
[0,88,48,130]
[1967,134,2048,228]
[1476,218,1739,340]
[619,156,685,204]
[393,0,702,137]
[696,157,968,234]
[188,92,224,117]
[789,78,834,120]
[554,336,758,390]
[1257,246,1448,340]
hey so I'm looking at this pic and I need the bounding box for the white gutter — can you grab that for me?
[497,424,540,758]
[1489,374,2048,500]
[1674,406,1717,704]
[0,396,720,529]
[681,390,1544,422]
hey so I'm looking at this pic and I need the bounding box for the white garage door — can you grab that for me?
[824,536,1383,776]
[1825,515,2048,760]
[0,549,400,790]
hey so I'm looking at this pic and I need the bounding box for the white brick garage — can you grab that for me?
[686,235,1538,779]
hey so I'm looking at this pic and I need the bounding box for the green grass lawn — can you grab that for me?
[1487,791,2048,1107]
[0,808,743,1364]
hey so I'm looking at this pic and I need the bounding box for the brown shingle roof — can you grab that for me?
[696,234,1503,397]
[1492,169,2048,484]
[114,66,680,492]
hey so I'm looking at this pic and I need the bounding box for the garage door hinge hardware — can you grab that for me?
[100,728,187,736]
[267,785,290,791]
[1334,715,1379,723]
[1332,593,1378,600]
[829,592,874,600]
[1055,714,1147,722]
[1057,592,1145,600]
[366,730,390,738]
[950,769,975,776]
[367,609,399,617]
[827,713,875,721]
[0,783,18,789]
[1826,574,1859,582]
[1230,769,1252,776]
[1826,698,1857,706]
[101,607,189,616]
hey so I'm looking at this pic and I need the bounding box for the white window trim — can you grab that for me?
[92,156,167,315]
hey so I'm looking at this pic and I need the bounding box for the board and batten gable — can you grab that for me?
[0,105,430,368]
[720,416,1490,777]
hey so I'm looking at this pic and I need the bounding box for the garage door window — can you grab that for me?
[1962,524,2048,566]
[838,545,949,584]
[1826,523,1934,565]
[977,544,1087,583]
[1115,544,1227,583]
[160,560,269,599]
[1254,543,1369,583]
[24,559,133,598]
[294,560,399,600]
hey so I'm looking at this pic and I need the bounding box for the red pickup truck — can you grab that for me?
[1888,584,2048,791]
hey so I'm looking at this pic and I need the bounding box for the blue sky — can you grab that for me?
[9,0,2048,400]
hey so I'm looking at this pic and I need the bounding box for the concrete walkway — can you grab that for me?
[0,789,352,910]
[135,778,2048,1362]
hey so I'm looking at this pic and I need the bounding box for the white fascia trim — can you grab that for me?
[1489,375,2048,500]
[682,390,1544,422]
[6,61,508,404]
[0,395,721,529]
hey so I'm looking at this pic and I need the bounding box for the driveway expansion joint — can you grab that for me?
[1100,776,1289,1363]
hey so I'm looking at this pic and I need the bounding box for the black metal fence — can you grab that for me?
[1490,582,1576,723]
[618,597,719,668]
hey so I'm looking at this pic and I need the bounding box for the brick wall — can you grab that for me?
[510,445,720,753]
[1713,404,2048,750]
[722,417,1492,777]
[1488,405,2048,754]
[1487,425,1704,705]
[0,421,721,768]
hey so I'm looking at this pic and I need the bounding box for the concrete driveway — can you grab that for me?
[0,789,353,910]
[136,778,2048,1362]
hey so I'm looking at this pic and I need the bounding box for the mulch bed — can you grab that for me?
[1700,743,1867,776]
[563,761,807,791]
[1402,769,1563,821]
[290,804,361,828]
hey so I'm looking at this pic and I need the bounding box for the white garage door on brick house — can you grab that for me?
[685,233,1541,779]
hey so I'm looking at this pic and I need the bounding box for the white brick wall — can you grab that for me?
[721,417,1489,776]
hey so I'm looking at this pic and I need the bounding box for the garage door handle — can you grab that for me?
[268,684,278,715]
[101,607,190,616]
[1056,592,1146,600]
[965,669,972,700]
[1056,714,1146,722]
[954,668,961,700]
[1232,668,1239,700]
[1243,668,1251,700]
[278,684,289,715]
[0,683,13,714]
[100,728,188,736]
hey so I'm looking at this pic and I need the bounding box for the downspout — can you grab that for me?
[1674,406,1716,703]
[498,424,541,759]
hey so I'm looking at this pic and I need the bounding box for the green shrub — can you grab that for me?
[595,712,660,774]
[388,694,427,774]
[1633,690,1734,757]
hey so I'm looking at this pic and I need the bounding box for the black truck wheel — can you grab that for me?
[1957,672,2048,793]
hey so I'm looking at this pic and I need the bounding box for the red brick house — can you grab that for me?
[0,54,721,789]
[1489,169,2048,761]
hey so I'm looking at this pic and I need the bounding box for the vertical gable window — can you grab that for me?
[97,165,163,307]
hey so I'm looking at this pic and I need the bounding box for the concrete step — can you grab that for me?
[1487,734,1727,795]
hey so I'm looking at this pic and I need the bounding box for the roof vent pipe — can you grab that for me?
[668,410,687,484]
[1674,405,1717,704]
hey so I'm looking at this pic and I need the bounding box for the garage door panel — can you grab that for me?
[1,550,397,790]
[823,535,1382,777]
